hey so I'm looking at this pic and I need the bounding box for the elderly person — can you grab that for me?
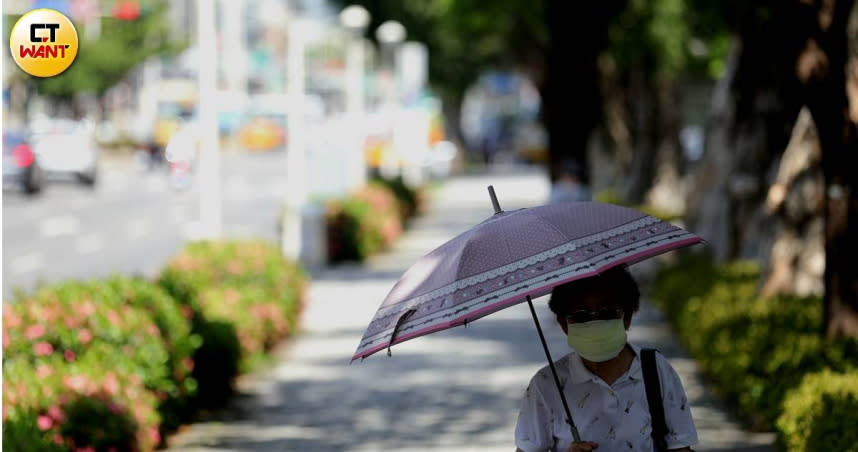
[514,266,698,452]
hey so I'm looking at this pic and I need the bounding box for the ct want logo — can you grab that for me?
[9,9,79,78]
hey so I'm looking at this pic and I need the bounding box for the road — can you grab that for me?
[2,150,289,301]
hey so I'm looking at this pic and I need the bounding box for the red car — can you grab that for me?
[2,131,43,195]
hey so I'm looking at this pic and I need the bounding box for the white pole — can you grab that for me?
[345,38,365,118]
[396,41,429,187]
[375,21,406,180]
[221,0,248,93]
[340,6,371,191]
[197,0,222,238]
[282,18,307,261]
[86,0,101,41]
[345,35,367,189]
[287,19,307,208]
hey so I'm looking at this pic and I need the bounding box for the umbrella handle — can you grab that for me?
[526,295,582,443]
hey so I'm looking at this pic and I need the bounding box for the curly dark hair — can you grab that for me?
[548,265,640,322]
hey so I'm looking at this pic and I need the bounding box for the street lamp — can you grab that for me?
[375,20,406,179]
[375,20,406,99]
[339,5,370,116]
[339,5,370,32]
[376,20,406,82]
[376,20,406,45]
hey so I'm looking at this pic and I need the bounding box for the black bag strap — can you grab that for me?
[641,348,669,452]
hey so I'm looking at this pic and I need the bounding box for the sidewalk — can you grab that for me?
[166,166,775,451]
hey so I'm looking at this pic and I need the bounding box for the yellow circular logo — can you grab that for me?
[9,9,79,78]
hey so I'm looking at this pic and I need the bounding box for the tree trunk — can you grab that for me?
[700,0,858,337]
[598,55,632,179]
[761,108,825,297]
[646,79,685,213]
[542,0,626,184]
[686,4,806,262]
[442,93,467,172]
[795,0,858,338]
[685,38,746,262]
[624,62,659,204]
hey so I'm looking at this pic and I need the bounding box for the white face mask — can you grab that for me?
[566,318,627,362]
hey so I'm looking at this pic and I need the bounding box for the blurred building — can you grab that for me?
[461,71,543,164]
[3,0,356,145]
[3,0,450,188]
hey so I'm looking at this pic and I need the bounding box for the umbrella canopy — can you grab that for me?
[352,194,702,362]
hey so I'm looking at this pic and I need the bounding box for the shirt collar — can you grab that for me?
[566,343,643,384]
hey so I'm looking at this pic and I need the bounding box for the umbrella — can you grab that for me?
[352,186,703,442]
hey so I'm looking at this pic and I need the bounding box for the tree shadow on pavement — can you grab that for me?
[168,303,566,451]
[168,292,774,451]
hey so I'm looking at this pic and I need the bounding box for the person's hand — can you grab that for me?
[567,441,599,451]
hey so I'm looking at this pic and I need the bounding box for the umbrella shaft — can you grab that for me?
[526,295,582,443]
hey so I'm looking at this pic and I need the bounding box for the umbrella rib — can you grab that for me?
[387,309,416,356]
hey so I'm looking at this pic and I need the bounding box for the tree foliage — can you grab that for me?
[338,0,735,100]
[608,0,735,80]
[25,0,186,101]
[335,0,546,101]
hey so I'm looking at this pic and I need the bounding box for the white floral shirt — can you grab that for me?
[515,344,698,452]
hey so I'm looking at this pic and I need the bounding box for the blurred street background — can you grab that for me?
[3,0,857,451]
[4,0,456,297]
[3,150,288,299]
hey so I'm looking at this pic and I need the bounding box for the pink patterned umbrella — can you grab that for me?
[353,187,702,363]
[353,186,703,442]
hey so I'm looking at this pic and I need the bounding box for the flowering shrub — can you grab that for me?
[370,175,426,222]
[158,240,307,406]
[326,183,404,262]
[1,279,194,450]
[105,277,201,432]
[198,286,290,371]
[58,392,141,451]
[158,240,306,308]
[3,281,173,396]
[181,319,241,408]
[2,241,306,450]
[356,182,405,246]
[2,412,66,452]
[3,353,161,451]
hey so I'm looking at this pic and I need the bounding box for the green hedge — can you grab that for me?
[653,254,858,443]
[593,189,684,222]
[325,182,404,262]
[158,240,307,406]
[2,240,307,451]
[777,370,858,451]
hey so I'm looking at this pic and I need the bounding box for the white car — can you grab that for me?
[29,118,99,186]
